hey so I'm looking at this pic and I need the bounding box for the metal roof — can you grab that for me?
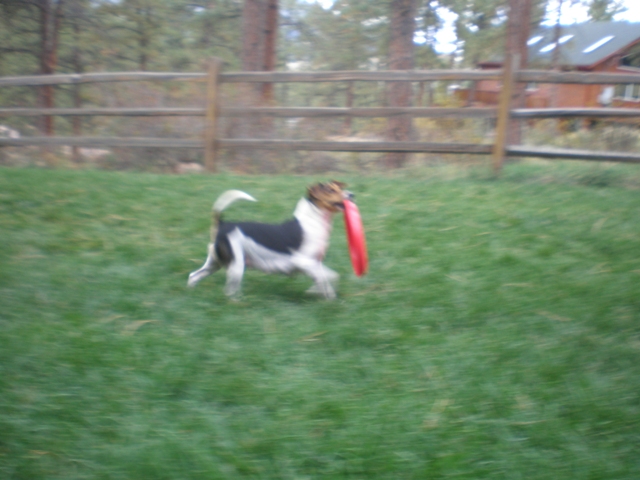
[483,21,640,69]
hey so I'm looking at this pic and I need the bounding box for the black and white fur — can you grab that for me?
[188,187,348,299]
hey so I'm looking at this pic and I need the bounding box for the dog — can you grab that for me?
[187,181,352,299]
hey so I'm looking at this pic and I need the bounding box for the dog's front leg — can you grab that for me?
[188,242,220,287]
[295,257,339,300]
[313,264,339,300]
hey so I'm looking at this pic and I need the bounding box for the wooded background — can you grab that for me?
[0,0,627,77]
[0,0,632,172]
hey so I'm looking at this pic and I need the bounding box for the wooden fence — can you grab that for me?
[1,56,640,173]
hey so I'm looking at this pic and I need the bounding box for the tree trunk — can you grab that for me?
[344,81,354,134]
[242,0,266,72]
[262,0,278,104]
[137,8,151,71]
[236,0,279,171]
[39,0,65,136]
[505,0,532,146]
[551,0,563,108]
[71,3,84,162]
[384,0,415,169]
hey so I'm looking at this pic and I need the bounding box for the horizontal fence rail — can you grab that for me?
[0,107,204,117]
[3,106,640,119]
[2,62,640,172]
[507,146,640,163]
[3,136,640,164]
[2,69,640,86]
[0,136,202,148]
[217,140,494,154]
[0,72,206,87]
[511,108,640,119]
[517,70,640,85]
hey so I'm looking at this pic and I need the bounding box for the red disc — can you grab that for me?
[343,198,368,276]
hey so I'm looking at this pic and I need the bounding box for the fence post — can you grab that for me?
[492,53,519,175]
[204,57,222,173]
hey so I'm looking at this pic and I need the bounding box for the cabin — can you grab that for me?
[461,21,640,109]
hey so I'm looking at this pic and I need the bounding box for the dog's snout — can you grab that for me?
[344,190,355,200]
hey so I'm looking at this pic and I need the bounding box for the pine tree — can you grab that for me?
[385,0,415,168]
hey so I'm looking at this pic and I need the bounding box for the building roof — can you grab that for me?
[481,21,640,69]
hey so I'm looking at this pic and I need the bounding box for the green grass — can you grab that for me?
[1,163,640,479]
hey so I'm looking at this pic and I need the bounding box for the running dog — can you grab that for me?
[187,181,351,299]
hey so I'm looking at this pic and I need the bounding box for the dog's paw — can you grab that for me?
[224,284,241,297]
[306,283,337,300]
[187,272,202,288]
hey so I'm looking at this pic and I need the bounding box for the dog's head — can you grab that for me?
[307,181,352,213]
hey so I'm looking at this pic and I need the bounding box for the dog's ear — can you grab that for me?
[307,184,321,200]
[330,180,347,189]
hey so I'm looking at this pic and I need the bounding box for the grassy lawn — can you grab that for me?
[1,163,639,479]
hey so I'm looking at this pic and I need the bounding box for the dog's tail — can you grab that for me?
[210,190,257,242]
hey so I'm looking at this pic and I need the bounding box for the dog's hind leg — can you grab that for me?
[188,242,220,287]
[223,237,246,297]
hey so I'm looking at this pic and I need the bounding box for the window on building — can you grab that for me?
[614,84,640,101]
[620,44,640,69]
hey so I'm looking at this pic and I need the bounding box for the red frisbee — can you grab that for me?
[343,198,368,276]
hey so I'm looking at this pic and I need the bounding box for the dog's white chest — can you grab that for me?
[293,199,332,260]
